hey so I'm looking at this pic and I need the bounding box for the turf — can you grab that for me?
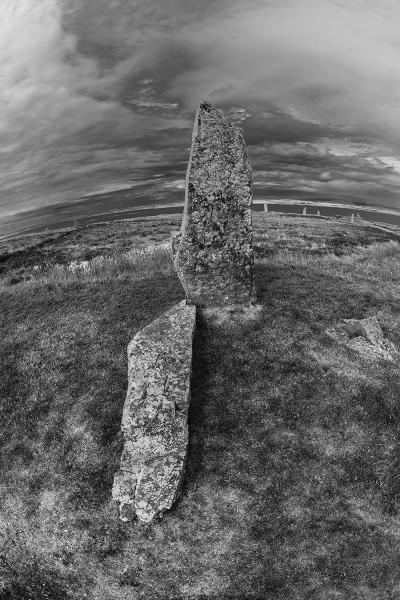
[0,215,181,285]
[1,214,400,599]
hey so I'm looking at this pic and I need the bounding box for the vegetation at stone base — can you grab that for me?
[1,213,400,599]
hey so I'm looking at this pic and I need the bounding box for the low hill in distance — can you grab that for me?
[1,213,400,599]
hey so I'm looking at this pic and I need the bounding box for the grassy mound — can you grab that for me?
[1,214,400,599]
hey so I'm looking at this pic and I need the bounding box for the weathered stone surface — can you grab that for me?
[342,317,385,346]
[112,300,196,523]
[326,316,397,361]
[172,100,255,307]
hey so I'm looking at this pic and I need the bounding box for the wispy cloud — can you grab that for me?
[0,0,189,218]
[168,0,400,137]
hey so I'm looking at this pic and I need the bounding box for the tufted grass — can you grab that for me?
[26,243,173,286]
[1,214,400,599]
[0,215,181,287]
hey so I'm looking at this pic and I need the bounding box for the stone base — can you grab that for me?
[199,302,262,325]
[171,232,256,307]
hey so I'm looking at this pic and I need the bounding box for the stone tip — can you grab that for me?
[199,99,214,112]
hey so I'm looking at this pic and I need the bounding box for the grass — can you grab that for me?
[0,215,181,286]
[253,213,400,258]
[1,213,400,598]
[26,243,173,286]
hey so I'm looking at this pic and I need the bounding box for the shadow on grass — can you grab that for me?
[179,259,400,598]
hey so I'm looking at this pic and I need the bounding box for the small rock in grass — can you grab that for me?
[326,316,397,362]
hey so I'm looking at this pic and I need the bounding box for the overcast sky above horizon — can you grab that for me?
[2,0,400,222]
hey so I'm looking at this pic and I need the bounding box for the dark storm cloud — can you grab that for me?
[2,0,400,224]
[239,111,331,146]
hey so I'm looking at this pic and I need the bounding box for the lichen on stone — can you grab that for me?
[112,300,196,523]
[172,100,256,307]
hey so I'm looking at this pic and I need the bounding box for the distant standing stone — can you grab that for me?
[172,100,255,307]
[112,300,196,523]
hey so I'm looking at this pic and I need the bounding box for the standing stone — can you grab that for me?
[172,100,255,307]
[112,300,196,523]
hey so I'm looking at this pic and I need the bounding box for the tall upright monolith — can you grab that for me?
[172,100,255,307]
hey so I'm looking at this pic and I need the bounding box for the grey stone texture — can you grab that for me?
[172,100,255,307]
[112,300,196,523]
[326,316,397,361]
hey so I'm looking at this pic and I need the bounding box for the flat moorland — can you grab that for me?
[0,215,182,286]
[1,213,400,599]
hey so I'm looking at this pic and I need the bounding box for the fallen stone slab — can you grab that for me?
[326,316,397,362]
[112,300,196,523]
[172,100,255,307]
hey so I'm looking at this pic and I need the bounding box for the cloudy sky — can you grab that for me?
[2,0,400,226]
